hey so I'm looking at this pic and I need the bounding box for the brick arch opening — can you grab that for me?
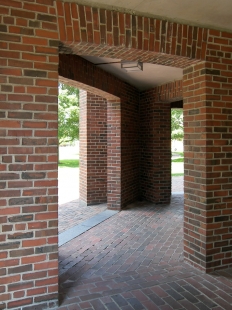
[55,0,210,213]
[54,2,232,274]
[59,53,141,210]
[59,73,122,210]
[58,53,185,209]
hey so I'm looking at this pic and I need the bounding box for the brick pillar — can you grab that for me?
[79,90,87,206]
[183,62,232,272]
[0,1,59,308]
[79,90,107,206]
[140,90,171,203]
[107,99,121,210]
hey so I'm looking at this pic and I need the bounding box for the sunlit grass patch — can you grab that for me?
[58,159,79,168]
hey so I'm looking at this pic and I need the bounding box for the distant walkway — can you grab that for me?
[172,176,183,193]
[58,168,79,205]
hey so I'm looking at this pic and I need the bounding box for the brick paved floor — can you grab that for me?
[59,200,107,234]
[58,194,232,309]
[59,177,183,234]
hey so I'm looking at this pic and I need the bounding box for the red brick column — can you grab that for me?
[183,62,232,272]
[0,1,59,308]
[79,90,87,206]
[140,90,171,203]
[107,99,121,210]
[79,90,107,206]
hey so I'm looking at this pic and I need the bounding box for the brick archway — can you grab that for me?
[52,4,232,274]
[1,1,232,308]
[59,53,183,209]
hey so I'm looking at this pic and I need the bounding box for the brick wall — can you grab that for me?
[107,98,122,209]
[120,87,140,208]
[0,0,59,308]
[79,89,87,207]
[79,90,107,206]
[154,80,183,102]
[140,90,171,203]
[1,0,232,308]
[183,30,232,272]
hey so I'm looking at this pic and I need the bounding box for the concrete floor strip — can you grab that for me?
[58,210,119,247]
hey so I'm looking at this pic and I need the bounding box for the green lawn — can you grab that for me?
[58,159,79,168]
[172,157,184,163]
[172,153,184,175]
[172,173,184,176]
[58,158,183,177]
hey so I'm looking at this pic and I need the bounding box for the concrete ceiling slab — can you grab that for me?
[66,0,232,33]
[81,56,183,91]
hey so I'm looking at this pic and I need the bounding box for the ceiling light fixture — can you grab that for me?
[121,61,143,73]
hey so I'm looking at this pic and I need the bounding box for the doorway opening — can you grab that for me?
[58,82,80,234]
[58,82,110,249]
[171,103,184,195]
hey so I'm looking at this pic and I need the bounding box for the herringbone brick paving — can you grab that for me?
[58,195,232,309]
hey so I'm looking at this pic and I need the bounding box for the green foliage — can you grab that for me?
[171,109,183,141]
[58,159,79,168]
[58,83,79,145]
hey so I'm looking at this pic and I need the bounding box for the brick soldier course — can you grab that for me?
[0,0,232,308]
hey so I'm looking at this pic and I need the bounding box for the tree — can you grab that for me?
[171,109,183,140]
[58,83,79,146]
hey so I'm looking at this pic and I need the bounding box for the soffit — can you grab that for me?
[81,56,183,91]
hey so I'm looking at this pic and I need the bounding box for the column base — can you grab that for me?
[79,199,107,207]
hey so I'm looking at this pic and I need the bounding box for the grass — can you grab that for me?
[172,155,184,175]
[172,158,184,163]
[58,158,183,178]
[172,173,184,177]
[58,159,79,168]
